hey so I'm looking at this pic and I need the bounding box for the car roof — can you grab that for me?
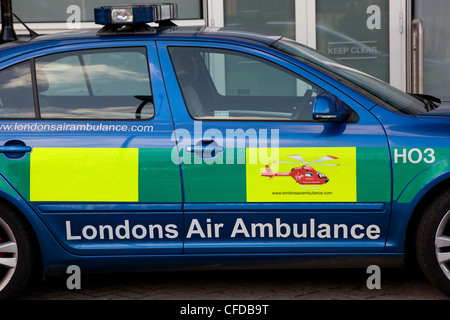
[0,26,283,63]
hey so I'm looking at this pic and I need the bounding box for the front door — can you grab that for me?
[158,40,392,254]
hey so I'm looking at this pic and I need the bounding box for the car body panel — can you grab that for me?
[0,26,447,275]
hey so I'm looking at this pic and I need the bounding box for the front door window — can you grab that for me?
[169,46,324,122]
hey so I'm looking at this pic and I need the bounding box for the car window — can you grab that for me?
[35,47,154,120]
[168,46,325,121]
[0,61,35,118]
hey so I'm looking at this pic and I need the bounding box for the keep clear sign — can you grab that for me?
[316,0,389,82]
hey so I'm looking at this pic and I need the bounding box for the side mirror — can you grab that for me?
[312,92,349,123]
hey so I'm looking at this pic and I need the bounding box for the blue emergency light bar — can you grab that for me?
[94,3,178,26]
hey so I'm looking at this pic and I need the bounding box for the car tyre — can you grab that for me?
[416,189,450,296]
[0,203,34,300]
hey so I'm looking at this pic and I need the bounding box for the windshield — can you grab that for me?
[273,38,432,115]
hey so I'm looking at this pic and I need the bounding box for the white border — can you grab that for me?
[206,0,224,27]
[295,0,316,48]
[389,0,407,90]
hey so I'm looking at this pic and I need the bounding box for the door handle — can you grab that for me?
[185,145,224,153]
[0,140,32,159]
[186,140,224,159]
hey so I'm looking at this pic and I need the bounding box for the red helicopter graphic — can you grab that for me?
[261,155,339,186]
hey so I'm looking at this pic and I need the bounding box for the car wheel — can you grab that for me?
[416,189,450,296]
[0,204,34,299]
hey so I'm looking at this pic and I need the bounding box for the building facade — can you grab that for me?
[9,0,450,101]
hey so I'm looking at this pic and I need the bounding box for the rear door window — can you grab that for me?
[35,47,154,120]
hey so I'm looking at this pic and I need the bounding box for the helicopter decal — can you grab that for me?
[261,155,340,186]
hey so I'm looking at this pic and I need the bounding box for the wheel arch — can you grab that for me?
[404,177,450,265]
[0,190,44,280]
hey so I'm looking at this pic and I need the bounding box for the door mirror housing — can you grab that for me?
[312,92,350,123]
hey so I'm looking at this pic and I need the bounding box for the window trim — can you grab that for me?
[30,59,41,119]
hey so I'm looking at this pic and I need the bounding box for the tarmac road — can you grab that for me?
[16,266,450,300]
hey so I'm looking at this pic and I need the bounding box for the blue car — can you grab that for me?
[0,4,449,299]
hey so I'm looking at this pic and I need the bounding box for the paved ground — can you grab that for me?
[16,266,450,300]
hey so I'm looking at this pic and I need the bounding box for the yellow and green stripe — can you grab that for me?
[5,146,443,204]
[0,147,182,203]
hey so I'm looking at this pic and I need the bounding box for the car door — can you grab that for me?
[158,40,391,254]
[0,42,183,255]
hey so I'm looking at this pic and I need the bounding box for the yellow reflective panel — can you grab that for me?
[30,148,139,202]
[246,147,357,203]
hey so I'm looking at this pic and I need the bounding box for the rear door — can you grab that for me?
[158,40,392,254]
[0,42,183,255]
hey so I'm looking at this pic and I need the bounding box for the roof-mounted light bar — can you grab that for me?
[94,3,178,26]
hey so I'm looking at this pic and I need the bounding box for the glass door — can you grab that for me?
[315,0,390,82]
[222,0,295,40]
[411,0,450,101]
[314,0,406,90]
[208,0,406,90]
